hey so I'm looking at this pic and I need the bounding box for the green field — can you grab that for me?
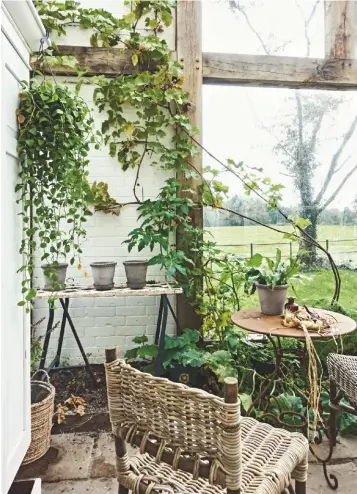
[207,225,357,310]
[207,225,357,262]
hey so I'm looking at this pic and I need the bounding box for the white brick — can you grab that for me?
[68,308,85,318]
[116,305,145,316]
[95,297,125,307]
[63,336,95,349]
[125,296,156,306]
[68,317,95,328]
[95,316,125,327]
[95,336,126,348]
[70,298,95,308]
[146,306,160,316]
[122,326,148,336]
[125,315,148,326]
[85,326,120,337]
[86,307,116,317]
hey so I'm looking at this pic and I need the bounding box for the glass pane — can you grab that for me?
[203,85,357,272]
[202,0,324,58]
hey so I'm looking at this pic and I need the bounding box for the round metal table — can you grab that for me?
[232,307,356,340]
[232,307,357,490]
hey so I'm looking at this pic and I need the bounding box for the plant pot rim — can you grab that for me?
[256,283,289,290]
[90,261,117,267]
[123,260,149,265]
[41,262,68,268]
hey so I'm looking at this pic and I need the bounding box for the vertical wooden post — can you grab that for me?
[105,348,117,363]
[105,348,128,494]
[176,0,203,331]
[224,377,238,404]
[224,377,240,494]
[325,1,357,59]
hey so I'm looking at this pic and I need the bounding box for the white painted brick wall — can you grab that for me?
[32,2,177,365]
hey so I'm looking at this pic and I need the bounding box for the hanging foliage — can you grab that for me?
[16,79,98,309]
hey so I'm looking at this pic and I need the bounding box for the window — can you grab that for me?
[202,0,324,58]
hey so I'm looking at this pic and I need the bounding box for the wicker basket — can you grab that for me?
[22,370,55,465]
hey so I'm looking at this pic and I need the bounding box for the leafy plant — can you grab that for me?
[163,329,206,369]
[124,335,158,362]
[123,179,196,280]
[245,248,302,291]
[125,330,207,371]
[16,79,98,308]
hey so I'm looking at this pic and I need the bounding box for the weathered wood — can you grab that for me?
[224,377,238,404]
[203,52,357,89]
[325,1,357,59]
[118,428,226,486]
[224,377,240,494]
[176,0,203,332]
[32,45,171,76]
[105,348,117,363]
[36,283,183,300]
[33,45,357,88]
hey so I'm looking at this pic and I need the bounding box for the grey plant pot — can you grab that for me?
[42,263,68,291]
[90,262,117,291]
[123,260,148,289]
[256,283,288,316]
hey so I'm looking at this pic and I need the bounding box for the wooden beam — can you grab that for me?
[203,52,357,89]
[35,46,357,89]
[176,0,203,331]
[325,1,357,59]
[32,45,169,76]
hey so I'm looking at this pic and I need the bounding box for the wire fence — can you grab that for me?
[216,238,357,262]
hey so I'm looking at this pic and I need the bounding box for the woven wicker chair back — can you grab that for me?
[105,359,241,489]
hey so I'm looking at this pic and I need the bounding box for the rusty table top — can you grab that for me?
[232,307,357,340]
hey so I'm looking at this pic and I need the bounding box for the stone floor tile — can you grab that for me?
[42,478,117,493]
[308,436,357,464]
[307,462,357,493]
[90,432,139,478]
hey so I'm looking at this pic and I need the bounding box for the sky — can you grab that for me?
[201,0,357,210]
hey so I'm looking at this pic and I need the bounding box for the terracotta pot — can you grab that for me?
[256,283,288,316]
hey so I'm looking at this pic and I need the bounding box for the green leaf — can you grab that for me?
[249,253,263,267]
[239,393,252,412]
[294,217,312,230]
[131,54,138,66]
[133,335,148,345]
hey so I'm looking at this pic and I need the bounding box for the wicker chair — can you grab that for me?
[327,353,357,446]
[105,351,309,494]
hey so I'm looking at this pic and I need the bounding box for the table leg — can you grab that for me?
[48,298,68,369]
[155,295,164,345]
[155,295,168,376]
[166,297,180,332]
[39,307,55,369]
[59,298,97,386]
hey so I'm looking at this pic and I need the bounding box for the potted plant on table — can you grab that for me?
[244,248,302,316]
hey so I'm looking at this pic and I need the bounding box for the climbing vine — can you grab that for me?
[17,79,98,309]
[34,0,341,305]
